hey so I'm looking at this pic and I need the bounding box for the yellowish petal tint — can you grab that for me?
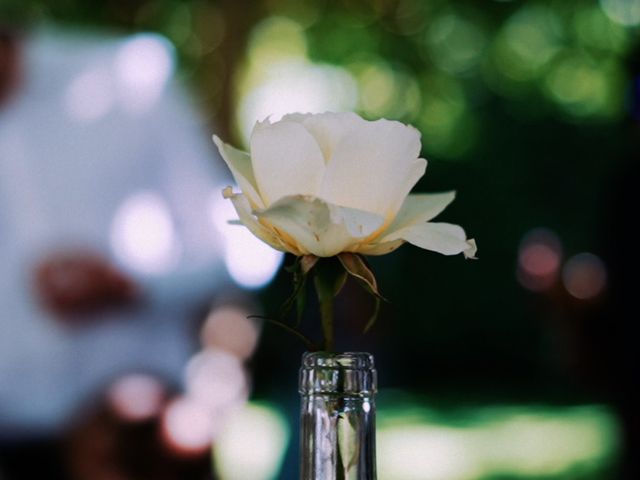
[356,239,405,256]
[254,195,385,257]
[222,187,288,253]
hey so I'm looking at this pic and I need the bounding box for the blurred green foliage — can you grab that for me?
[376,392,620,479]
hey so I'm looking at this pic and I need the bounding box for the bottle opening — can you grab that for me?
[299,352,377,395]
[302,352,374,369]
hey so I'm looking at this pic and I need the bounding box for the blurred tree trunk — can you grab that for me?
[213,0,264,143]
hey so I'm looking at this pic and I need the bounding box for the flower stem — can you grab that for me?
[318,288,334,352]
[313,258,346,352]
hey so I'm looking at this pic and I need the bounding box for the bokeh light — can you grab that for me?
[378,425,480,480]
[238,59,357,141]
[350,57,421,120]
[544,51,624,120]
[214,402,290,480]
[599,0,640,27]
[234,16,357,144]
[65,66,114,122]
[184,350,248,416]
[484,3,563,100]
[573,5,630,54]
[200,306,260,360]
[111,191,180,274]
[114,33,175,113]
[377,400,620,480]
[562,252,608,300]
[491,4,563,83]
[417,73,476,157]
[246,15,308,64]
[209,190,283,289]
[426,11,488,76]
[517,228,563,291]
[161,396,214,456]
[106,373,166,422]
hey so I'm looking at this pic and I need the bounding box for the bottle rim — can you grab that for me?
[299,351,377,395]
[301,351,374,370]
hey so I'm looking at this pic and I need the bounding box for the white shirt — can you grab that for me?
[0,28,233,437]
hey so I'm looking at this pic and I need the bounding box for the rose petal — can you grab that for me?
[280,112,313,123]
[213,136,265,209]
[381,221,476,257]
[464,239,478,259]
[297,112,361,163]
[384,191,456,234]
[250,119,326,205]
[255,195,385,257]
[357,239,405,256]
[222,187,290,253]
[319,117,426,218]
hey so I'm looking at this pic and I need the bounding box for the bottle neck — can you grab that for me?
[299,352,377,480]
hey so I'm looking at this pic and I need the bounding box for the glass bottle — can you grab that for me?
[299,352,377,480]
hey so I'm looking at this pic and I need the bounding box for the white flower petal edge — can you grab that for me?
[381,222,477,259]
[213,136,264,209]
[250,119,326,205]
[222,187,287,252]
[355,192,456,256]
[318,117,426,219]
[284,112,361,163]
[254,195,385,257]
[357,239,405,256]
[385,192,456,233]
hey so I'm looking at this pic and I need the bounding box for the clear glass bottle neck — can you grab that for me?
[299,352,377,480]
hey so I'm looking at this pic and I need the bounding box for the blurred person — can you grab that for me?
[0,21,239,479]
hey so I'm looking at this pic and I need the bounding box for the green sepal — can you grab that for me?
[338,253,386,333]
[338,253,385,300]
[301,254,319,275]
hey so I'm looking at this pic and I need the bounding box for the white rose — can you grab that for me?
[214,112,477,259]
